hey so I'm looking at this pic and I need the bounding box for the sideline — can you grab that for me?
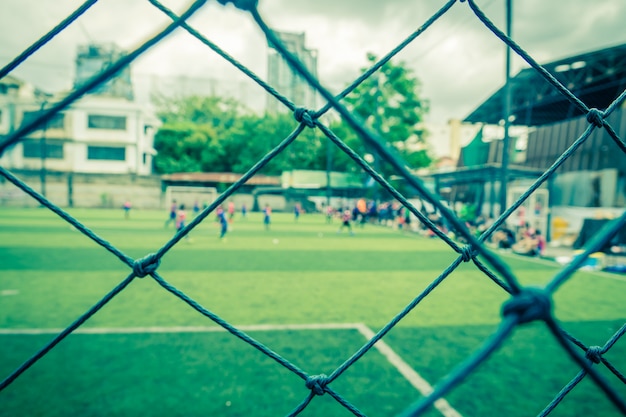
[355,323,462,417]
[496,250,626,283]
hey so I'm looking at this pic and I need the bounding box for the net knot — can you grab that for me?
[294,107,316,128]
[502,287,552,324]
[585,346,603,364]
[586,108,605,128]
[216,0,257,11]
[305,374,328,396]
[133,253,160,278]
[459,245,475,262]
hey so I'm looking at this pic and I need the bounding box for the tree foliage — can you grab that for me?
[153,122,217,174]
[340,53,431,171]
[152,55,431,177]
[153,95,322,175]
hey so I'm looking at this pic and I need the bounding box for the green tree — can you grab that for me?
[152,94,324,175]
[151,57,430,177]
[224,112,323,175]
[153,122,220,174]
[333,54,432,174]
[214,113,290,175]
[324,118,368,174]
[152,95,243,174]
[153,94,241,133]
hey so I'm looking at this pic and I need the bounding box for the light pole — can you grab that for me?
[39,100,48,200]
[371,72,384,203]
[326,136,332,207]
[499,0,513,216]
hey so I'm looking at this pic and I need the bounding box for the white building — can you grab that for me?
[0,88,159,175]
[1,45,159,176]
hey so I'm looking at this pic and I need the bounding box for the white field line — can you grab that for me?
[355,324,462,417]
[0,322,462,417]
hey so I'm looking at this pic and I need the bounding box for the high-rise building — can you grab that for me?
[267,32,318,114]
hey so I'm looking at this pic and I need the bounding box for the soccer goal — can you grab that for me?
[165,186,218,211]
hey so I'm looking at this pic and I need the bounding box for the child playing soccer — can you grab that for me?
[337,208,354,235]
[216,205,228,239]
[263,204,272,230]
[175,204,188,238]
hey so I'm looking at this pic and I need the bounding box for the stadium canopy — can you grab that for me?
[161,172,281,187]
[160,172,281,195]
[464,43,626,126]
[430,164,543,187]
[281,170,363,190]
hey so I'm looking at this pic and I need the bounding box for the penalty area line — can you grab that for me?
[355,323,462,417]
[0,322,462,416]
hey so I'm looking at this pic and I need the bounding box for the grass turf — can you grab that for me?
[0,207,625,416]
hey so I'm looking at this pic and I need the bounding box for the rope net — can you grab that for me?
[1,0,625,415]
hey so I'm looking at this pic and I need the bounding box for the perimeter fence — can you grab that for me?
[1,0,625,416]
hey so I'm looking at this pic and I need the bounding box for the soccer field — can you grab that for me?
[0,208,625,417]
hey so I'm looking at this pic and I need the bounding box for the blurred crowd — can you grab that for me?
[323,198,546,257]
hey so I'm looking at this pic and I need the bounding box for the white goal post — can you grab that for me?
[506,186,549,236]
[165,186,218,211]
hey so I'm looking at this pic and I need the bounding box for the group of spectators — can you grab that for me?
[324,199,547,258]
[491,221,546,257]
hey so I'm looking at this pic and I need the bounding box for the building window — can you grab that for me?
[87,114,127,130]
[21,111,65,130]
[22,139,64,159]
[87,145,126,161]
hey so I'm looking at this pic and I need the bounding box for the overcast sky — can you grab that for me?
[2,0,626,124]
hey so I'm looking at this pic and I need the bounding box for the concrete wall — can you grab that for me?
[0,170,163,209]
[0,170,292,212]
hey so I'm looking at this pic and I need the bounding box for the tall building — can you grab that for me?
[267,32,318,114]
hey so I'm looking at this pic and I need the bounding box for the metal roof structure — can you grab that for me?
[464,43,626,126]
[429,163,543,187]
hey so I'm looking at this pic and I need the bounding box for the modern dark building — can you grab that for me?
[424,43,626,243]
[442,43,626,210]
[465,43,626,127]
